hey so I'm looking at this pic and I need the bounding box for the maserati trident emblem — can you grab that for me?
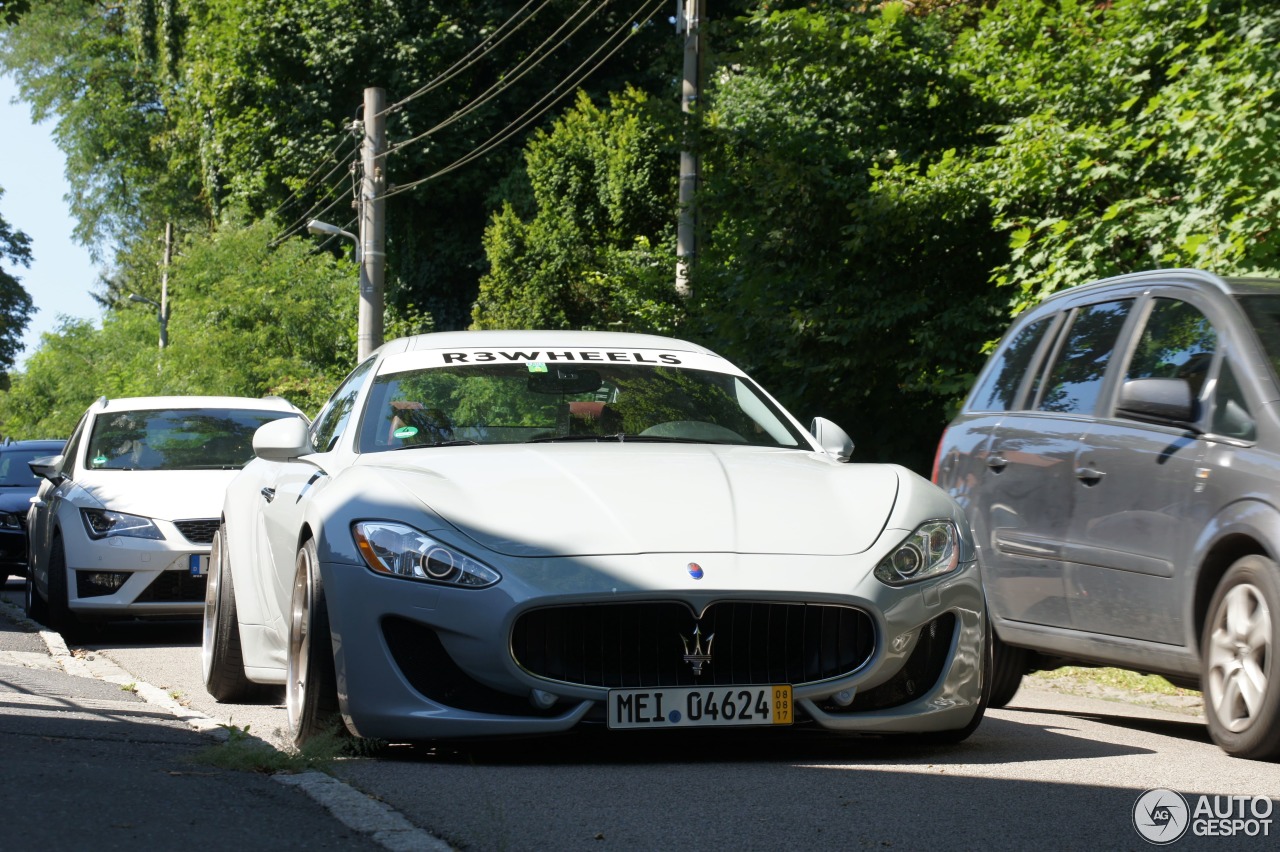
[680,624,715,676]
[687,562,704,580]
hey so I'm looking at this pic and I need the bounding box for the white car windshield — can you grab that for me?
[357,363,808,451]
[87,408,299,471]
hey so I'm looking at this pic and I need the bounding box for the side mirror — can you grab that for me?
[28,455,65,484]
[1116,378,1197,425]
[810,417,854,462]
[253,417,316,461]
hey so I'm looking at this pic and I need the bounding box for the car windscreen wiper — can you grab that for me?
[386,440,479,451]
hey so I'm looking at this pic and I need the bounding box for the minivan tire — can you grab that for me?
[1201,555,1280,761]
[988,629,1027,709]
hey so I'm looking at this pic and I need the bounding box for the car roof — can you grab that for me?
[90,395,302,414]
[378,329,722,358]
[1039,268,1280,304]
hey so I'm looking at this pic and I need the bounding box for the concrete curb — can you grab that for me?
[0,594,452,851]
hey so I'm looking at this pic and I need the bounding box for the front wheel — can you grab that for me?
[203,526,277,703]
[987,628,1028,710]
[24,570,47,623]
[1201,556,1280,760]
[45,536,79,638]
[286,538,343,747]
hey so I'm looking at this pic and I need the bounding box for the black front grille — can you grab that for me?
[135,570,207,602]
[174,519,219,544]
[512,601,876,689]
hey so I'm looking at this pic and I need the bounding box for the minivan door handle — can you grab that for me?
[985,455,1007,472]
[1075,467,1106,486]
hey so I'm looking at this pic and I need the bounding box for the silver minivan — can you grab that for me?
[933,268,1280,760]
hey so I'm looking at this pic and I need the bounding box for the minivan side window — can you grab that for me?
[1211,360,1256,440]
[968,318,1053,412]
[1124,298,1217,400]
[1036,300,1133,414]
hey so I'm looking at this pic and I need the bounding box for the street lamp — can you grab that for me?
[129,293,168,349]
[307,218,380,360]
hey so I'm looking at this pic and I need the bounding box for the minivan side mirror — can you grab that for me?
[253,417,316,461]
[810,417,854,462]
[1116,377,1197,426]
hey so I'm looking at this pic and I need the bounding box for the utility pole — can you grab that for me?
[359,87,387,360]
[159,221,171,349]
[675,0,704,299]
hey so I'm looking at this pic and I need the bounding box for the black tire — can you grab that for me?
[202,526,277,703]
[45,535,79,638]
[286,538,343,747]
[1201,556,1280,760]
[987,627,1028,709]
[0,571,9,588]
[24,570,47,623]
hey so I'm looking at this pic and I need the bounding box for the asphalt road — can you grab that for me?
[3,577,1278,851]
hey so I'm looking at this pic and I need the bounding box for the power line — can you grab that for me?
[381,0,604,161]
[268,129,359,226]
[379,0,664,202]
[376,0,554,118]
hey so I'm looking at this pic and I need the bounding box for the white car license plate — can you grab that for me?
[607,685,792,730]
[189,555,209,577]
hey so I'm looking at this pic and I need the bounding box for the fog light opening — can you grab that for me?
[830,689,856,708]
[530,689,558,710]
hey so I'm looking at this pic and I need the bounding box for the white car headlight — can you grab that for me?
[873,520,960,586]
[352,521,500,588]
[81,508,164,540]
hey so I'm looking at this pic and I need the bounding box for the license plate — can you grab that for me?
[607,685,792,730]
[189,555,209,577]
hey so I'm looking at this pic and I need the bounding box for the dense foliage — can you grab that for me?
[3,0,1279,474]
[0,190,35,378]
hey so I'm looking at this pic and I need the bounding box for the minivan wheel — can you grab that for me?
[988,628,1027,709]
[1201,556,1280,760]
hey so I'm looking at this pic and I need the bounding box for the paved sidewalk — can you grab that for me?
[0,598,419,851]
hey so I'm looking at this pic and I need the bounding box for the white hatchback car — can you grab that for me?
[25,395,305,635]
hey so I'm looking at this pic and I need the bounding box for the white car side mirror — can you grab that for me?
[253,417,315,461]
[28,454,65,484]
[810,417,854,462]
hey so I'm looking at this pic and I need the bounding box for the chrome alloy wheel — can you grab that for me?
[285,551,312,736]
[200,534,223,683]
[1206,582,1272,734]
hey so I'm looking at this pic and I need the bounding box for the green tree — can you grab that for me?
[473,88,682,334]
[0,189,35,381]
[952,0,1280,312]
[0,221,374,437]
[693,4,1008,472]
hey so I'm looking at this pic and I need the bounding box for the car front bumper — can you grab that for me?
[318,549,985,742]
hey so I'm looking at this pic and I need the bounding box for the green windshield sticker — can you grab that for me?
[92,455,108,467]
[393,426,419,439]
[527,362,548,373]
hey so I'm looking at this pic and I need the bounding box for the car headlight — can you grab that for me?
[0,512,22,530]
[81,508,164,540]
[352,521,500,588]
[874,520,961,586]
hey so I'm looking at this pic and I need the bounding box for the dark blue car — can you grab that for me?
[0,438,66,587]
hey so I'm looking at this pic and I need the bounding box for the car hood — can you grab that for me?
[0,487,38,514]
[360,444,899,558]
[74,470,239,520]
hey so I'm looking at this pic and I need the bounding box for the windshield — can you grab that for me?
[0,448,61,486]
[358,363,807,452]
[87,408,300,471]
